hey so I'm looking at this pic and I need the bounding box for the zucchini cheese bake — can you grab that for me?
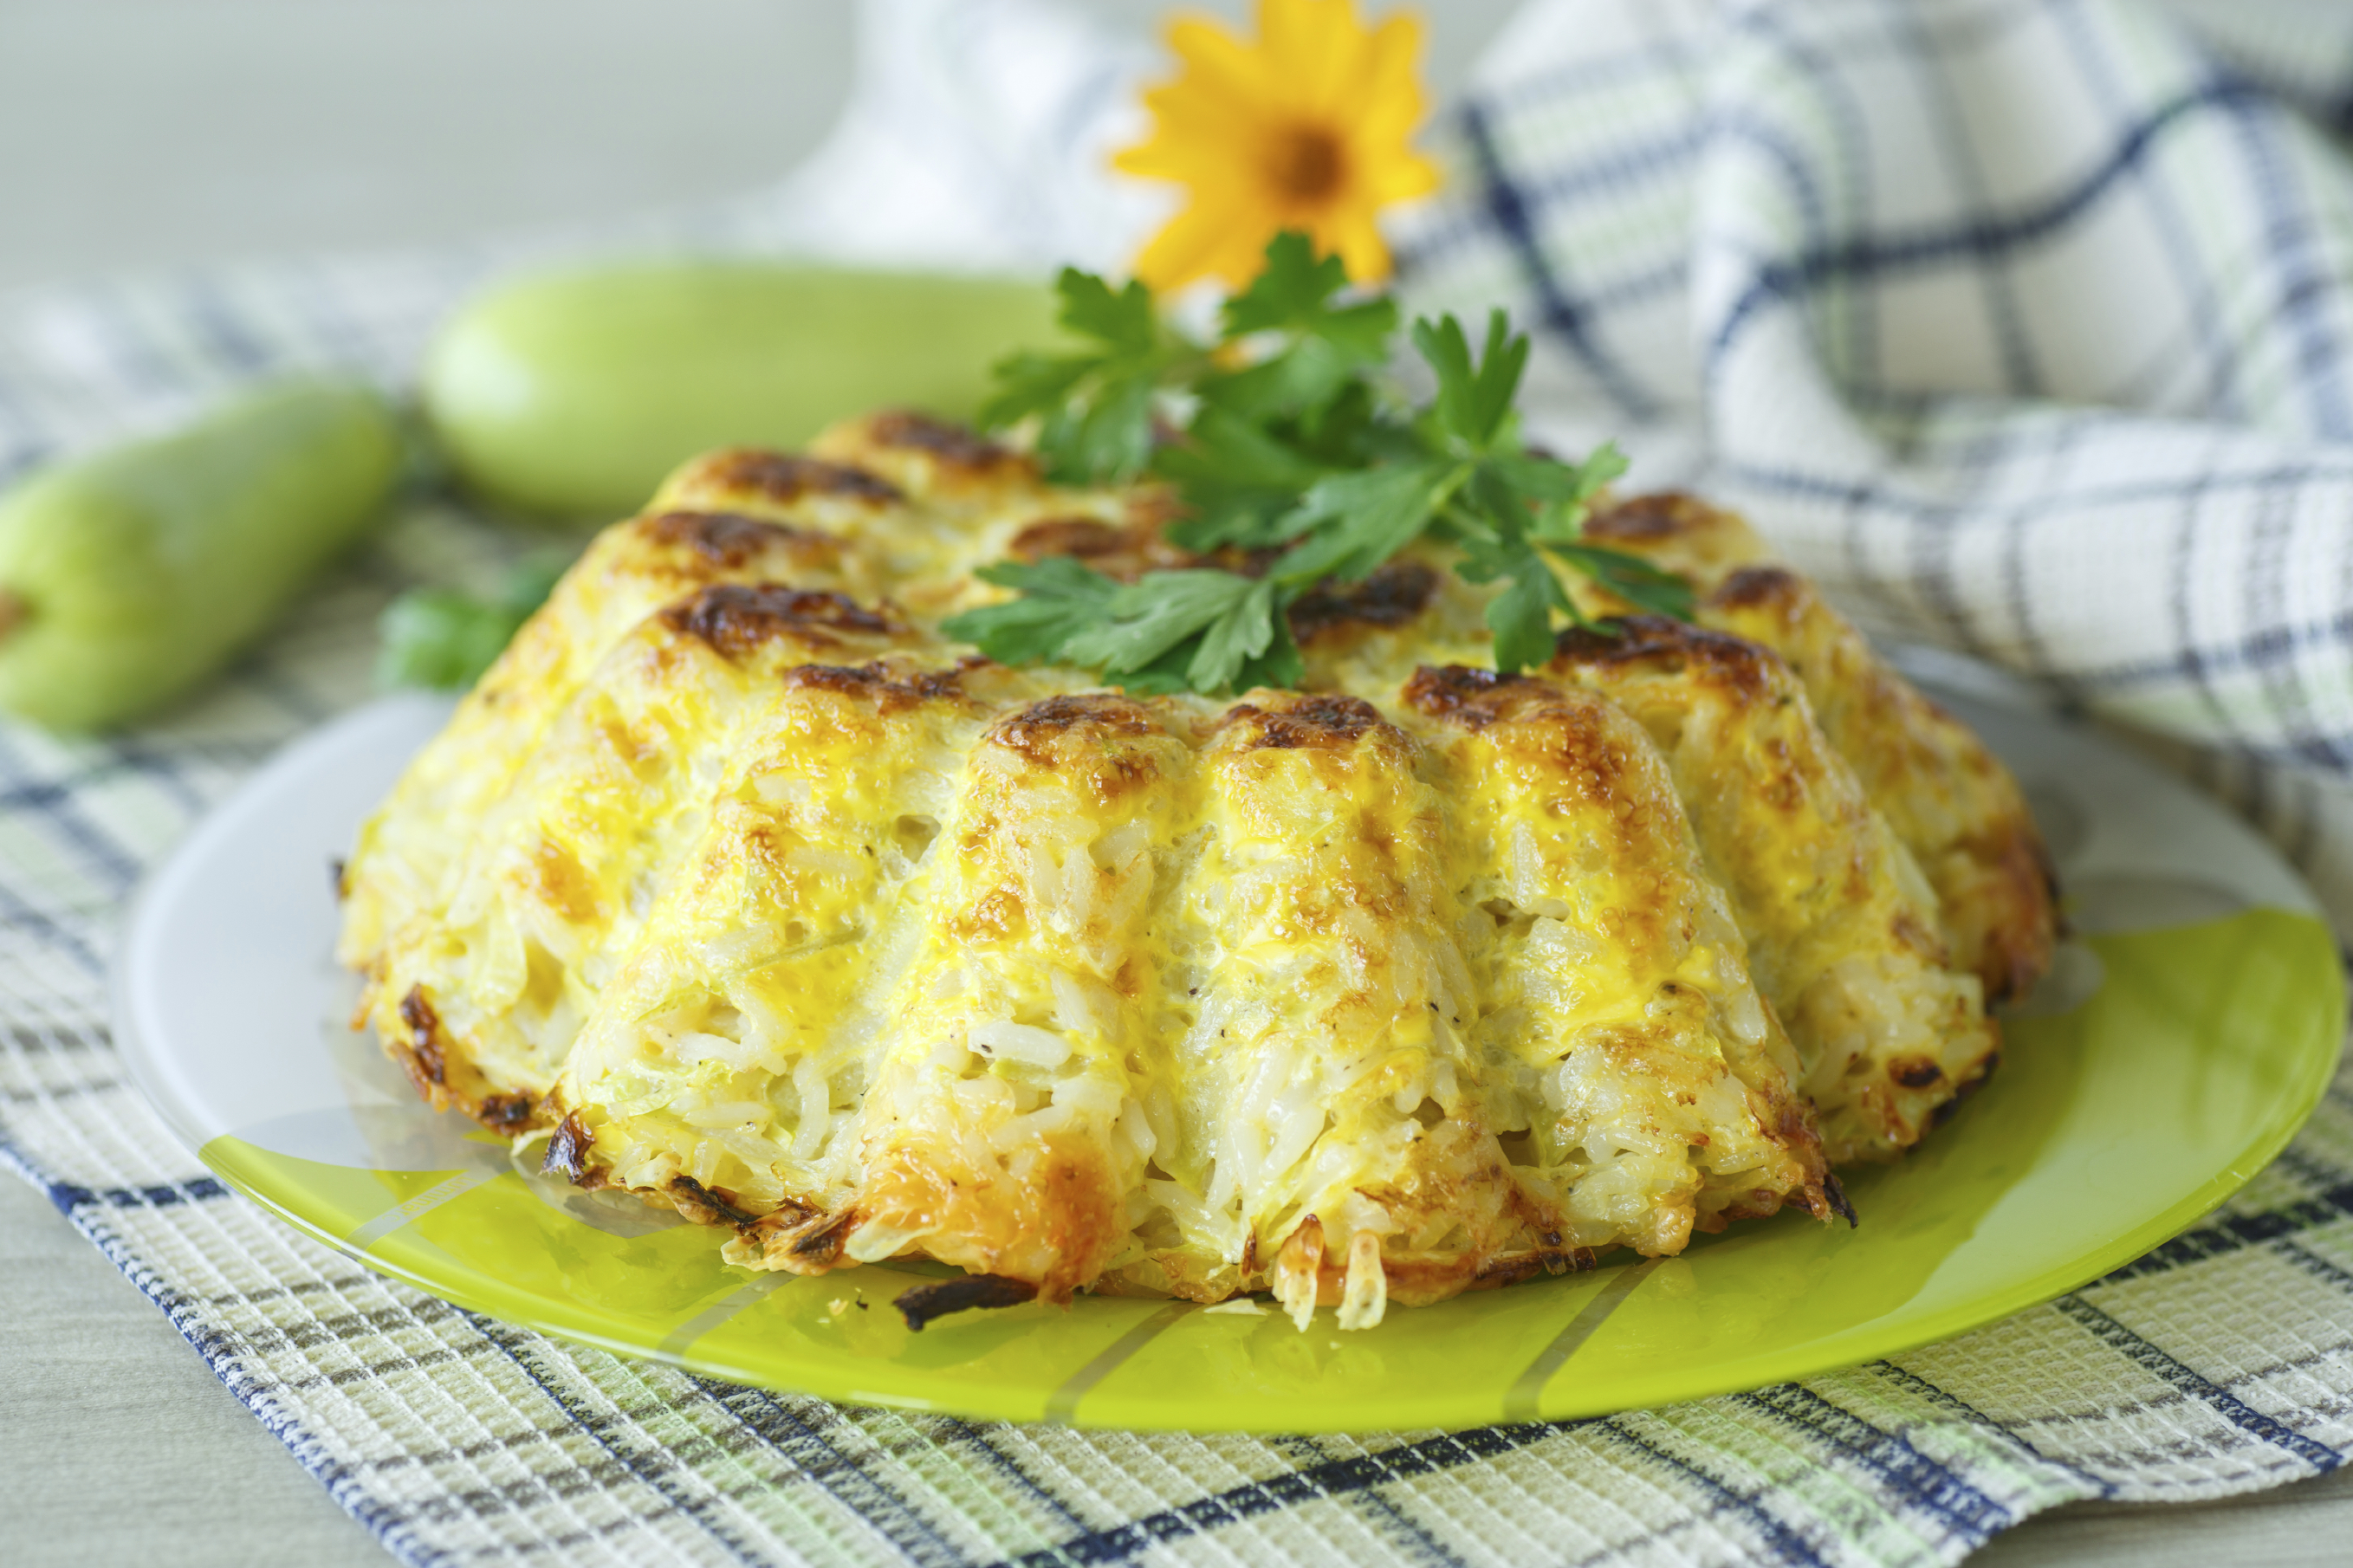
[338,411,2055,1331]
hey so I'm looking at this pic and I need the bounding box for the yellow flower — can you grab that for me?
[1114,0,1440,292]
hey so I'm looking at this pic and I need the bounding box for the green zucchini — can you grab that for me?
[422,261,1059,521]
[0,379,402,730]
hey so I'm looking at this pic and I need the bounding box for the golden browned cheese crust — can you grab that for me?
[1582,492,2058,1008]
[1397,670,1830,1233]
[360,582,917,1124]
[1545,619,1999,1163]
[339,418,2034,1325]
[336,502,865,994]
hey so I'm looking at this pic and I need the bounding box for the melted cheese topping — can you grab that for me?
[1579,492,2058,1008]
[340,412,2052,1325]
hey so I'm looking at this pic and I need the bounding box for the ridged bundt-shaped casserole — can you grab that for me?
[338,411,2055,1330]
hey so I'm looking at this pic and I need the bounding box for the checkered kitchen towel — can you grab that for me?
[12,0,2353,1564]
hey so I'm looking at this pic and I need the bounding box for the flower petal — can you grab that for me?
[1322,207,1396,284]
[1134,191,1280,292]
[1358,146,1442,203]
[1115,114,1264,182]
[1165,16,1276,107]
[1118,0,1434,290]
[1261,0,1369,115]
[1364,11,1426,96]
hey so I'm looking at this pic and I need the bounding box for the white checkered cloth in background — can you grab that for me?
[9,1,2353,1564]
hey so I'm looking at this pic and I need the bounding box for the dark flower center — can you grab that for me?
[1264,124,1345,202]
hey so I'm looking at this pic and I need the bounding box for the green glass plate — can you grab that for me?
[116,677,2345,1433]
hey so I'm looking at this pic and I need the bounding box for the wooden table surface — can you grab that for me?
[2,3,2346,1563]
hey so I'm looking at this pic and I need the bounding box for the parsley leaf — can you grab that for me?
[377,553,571,693]
[1551,543,1697,621]
[1202,231,1399,422]
[1058,269,1159,353]
[982,269,1189,484]
[1269,460,1462,586]
[1501,441,1627,511]
[1060,569,1257,673]
[1414,310,1528,456]
[1470,541,1573,674]
[940,559,1120,666]
[1184,575,1294,692]
[1219,231,1358,337]
[1157,405,1337,553]
[1053,569,1303,696]
[1046,371,1159,486]
[962,233,1692,696]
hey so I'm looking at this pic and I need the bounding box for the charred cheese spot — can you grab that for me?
[1008,515,1191,583]
[1288,560,1441,645]
[781,1210,856,1263]
[633,509,837,570]
[1578,491,1772,586]
[782,659,972,713]
[1221,691,1386,749]
[1930,1054,1999,1124]
[808,411,1047,508]
[865,411,1033,479]
[477,1092,539,1131]
[990,692,1162,778]
[1708,563,1807,616]
[1584,490,1721,545]
[677,448,904,508]
[397,985,447,1086]
[1472,1250,1593,1287]
[1400,664,1538,729]
[658,584,894,661]
[1010,515,1126,559]
[894,1273,1040,1331]
[542,1111,595,1181]
[667,1173,757,1226]
[1551,616,1781,704]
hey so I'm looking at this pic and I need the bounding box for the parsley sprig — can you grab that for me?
[377,554,570,692]
[943,233,1690,695]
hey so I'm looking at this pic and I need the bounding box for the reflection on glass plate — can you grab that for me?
[114,684,2343,1433]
